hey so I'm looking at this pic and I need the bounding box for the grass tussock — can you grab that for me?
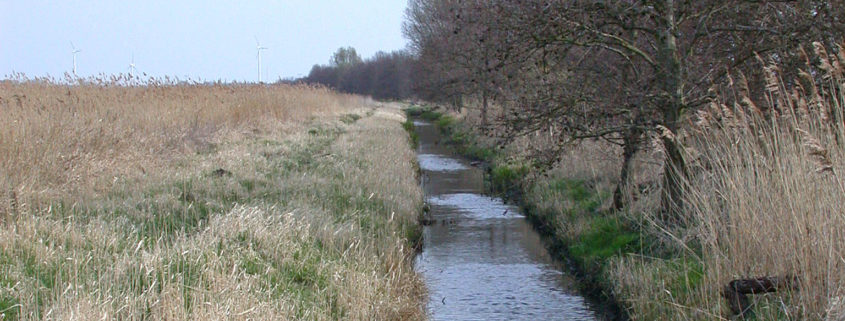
[0,80,424,320]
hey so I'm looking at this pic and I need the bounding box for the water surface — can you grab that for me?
[414,121,599,320]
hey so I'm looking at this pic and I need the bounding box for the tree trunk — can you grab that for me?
[660,136,686,223]
[656,0,687,223]
[481,54,490,130]
[614,127,641,210]
[452,94,463,113]
[481,88,489,129]
[614,27,641,211]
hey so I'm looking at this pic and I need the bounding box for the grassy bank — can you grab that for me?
[0,81,424,320]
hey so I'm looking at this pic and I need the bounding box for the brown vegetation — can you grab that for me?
[0,80,352,201]
[0,79,424,320]
[675,44,845,319]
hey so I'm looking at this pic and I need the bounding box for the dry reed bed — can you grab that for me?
[0,81,354,202]
[611,44,845,320]
[0,81,424,320]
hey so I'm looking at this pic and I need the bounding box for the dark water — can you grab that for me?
[414,120,599,320]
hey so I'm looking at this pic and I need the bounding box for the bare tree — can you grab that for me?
[405,0,844,221]
[306,48,415,100]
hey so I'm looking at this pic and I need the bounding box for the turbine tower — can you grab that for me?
[128,53,137,77]
[255,37,268,83]
[71,42,81,76]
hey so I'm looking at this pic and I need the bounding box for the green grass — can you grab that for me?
[490,164,529,194]
[547,179,606,215]
[434,116,497,162]
[665,259,704,297]
[401,119,419,149]
[0,250,19,320]
[403,105,443,122]
[0,294,20,321]
[462,144,496,162]
[569,217,639,268]
[434,114,455,128]
[420,110,442,121]
[340,113,362,124]
[167,255,206,313]
[403,105,425,117]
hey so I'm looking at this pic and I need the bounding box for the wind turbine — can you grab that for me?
[128,53,137,77]
[255,37,268,83]
[71,42,81,76]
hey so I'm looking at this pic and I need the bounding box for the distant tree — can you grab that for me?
[330,47,363,68]
[305,47,416,101]
[403,0,469,110]
[306,64,339,88]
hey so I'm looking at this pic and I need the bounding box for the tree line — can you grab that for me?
[302,1,844,222]
[303,47,416,101]
[401,0,844,222]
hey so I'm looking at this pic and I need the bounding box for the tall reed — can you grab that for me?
[676,42,845,319]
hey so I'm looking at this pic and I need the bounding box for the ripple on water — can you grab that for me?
[427,193,522,219]
[418,154,469,172]
[423,263,596,320]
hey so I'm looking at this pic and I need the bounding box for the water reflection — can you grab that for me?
[418,154,469,172]
[414,121,598,320]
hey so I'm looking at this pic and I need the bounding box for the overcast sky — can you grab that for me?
[0,1,409,82]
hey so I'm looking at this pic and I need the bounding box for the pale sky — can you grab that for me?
[0,1,409,82]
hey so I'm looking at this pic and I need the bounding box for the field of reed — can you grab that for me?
[0,79,424,320]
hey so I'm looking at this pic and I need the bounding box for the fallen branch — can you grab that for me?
[722,275,799,318]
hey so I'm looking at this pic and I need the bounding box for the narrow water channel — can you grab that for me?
[414,120,599,320]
